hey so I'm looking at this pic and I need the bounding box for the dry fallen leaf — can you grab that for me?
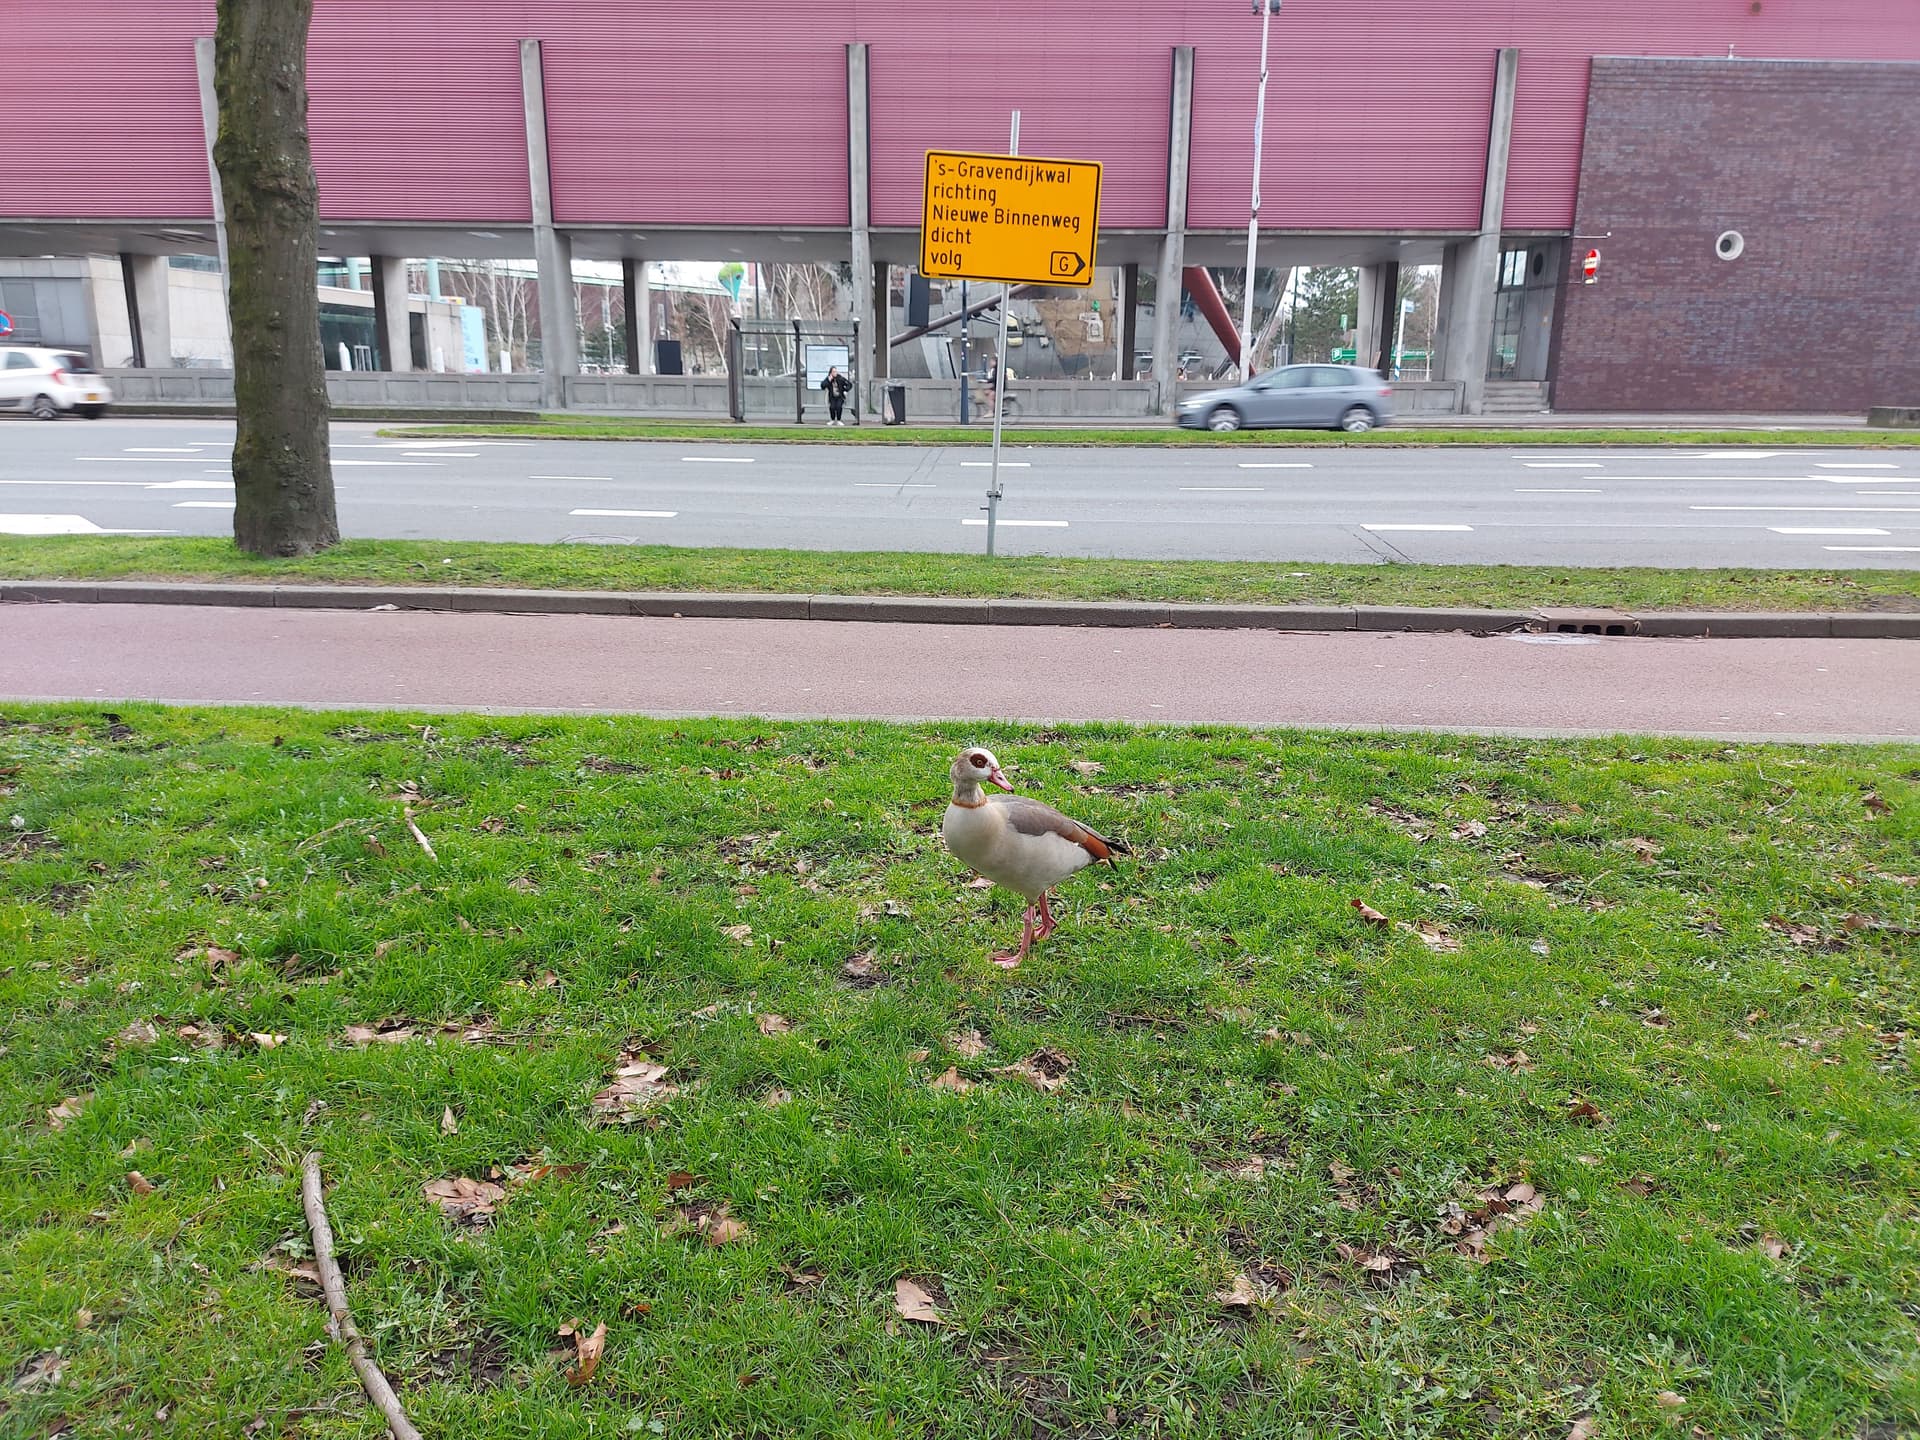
[929,1066,975,1094]
[1400,919,1463,953]
[591,1055,679,1122]
[126,1170,156,1196]
[441,1106,459,1136]
[74,1307,93,1331]
[965,875,995,890]
[1654,1390,1685,1410]
[722,923,754,946]
[841,952,879,984]
[781,1265,825,1289]
[1566,1097,1609,1126]
[905,1048,931,1064]
[1069,760,1105,776]
[249,1032,289,1050]
[1213,1273,1262,1310]
[116,1021,160,1048]
[1350,899,1391,927]
[46,1093,90,1130]
[706,1216,751,1247]
[1760,1235,1790,1260]
[1765,915,1824,947]
[1566,1417,1598,1440]
[762,1088,793,1108]
[344,1022,418,1047]
[994,1048,1074,1093]
[1452,820,1488,840]
[893,1278,945,1325]
[756,1013,793,1036]
[1862,792,1892,815]
[12,1351,67,1393]
[423,1175,507,1225]
[1624,837,1662,861]
[949,1029,989,1059]
[559,1319,607,1386]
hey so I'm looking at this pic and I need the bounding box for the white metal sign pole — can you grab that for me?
[985,108,1020,557]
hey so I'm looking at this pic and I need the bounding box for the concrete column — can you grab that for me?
[1119,263,1139,379]
[370,256,412,371]
[847,43,874,407]
[522,38,578,408]
[1151,46,1195,413]
[192,38,231,305]
[871,262,890,380]
[1438,47,1519,413]
[121,254,173,368]
[1355,264,1382,374]
[621,256,652,374]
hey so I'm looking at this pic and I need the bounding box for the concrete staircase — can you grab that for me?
[1480,380,1550,415]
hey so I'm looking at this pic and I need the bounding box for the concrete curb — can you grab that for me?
[5,579,1919,638]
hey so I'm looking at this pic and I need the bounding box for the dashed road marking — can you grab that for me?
[1363,523,1473,532]
[1770,527,1890,535]
[682,456,754,464]
[570,508,677,518]
[961,518,1067,527]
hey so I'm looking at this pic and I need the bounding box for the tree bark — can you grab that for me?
[214,0,338,557]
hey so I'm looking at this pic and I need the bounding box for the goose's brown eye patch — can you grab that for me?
[970,753,989,767]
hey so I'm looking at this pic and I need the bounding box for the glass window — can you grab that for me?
[55,352,96,374]
[1270,369,1310,389]
[1308,367,1350,388]
[4,351,36,370]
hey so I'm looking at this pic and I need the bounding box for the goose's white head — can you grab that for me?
[950,747,1013,796]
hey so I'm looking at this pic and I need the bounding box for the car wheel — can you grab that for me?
[29,394,59,421]
[1338,405,1376,433]
[1206,405,1243,433]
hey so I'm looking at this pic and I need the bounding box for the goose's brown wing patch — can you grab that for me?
[990,796,1127,866]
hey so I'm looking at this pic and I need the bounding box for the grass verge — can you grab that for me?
[4,536,1919,614]
[2,706,1916,1437]
[383,418,1920,448]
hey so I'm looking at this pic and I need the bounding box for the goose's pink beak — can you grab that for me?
[988,767,1014,792]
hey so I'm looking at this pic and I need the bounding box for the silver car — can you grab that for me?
[1176,363,1392,433]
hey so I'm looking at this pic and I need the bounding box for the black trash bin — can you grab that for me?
[885,383,907,425]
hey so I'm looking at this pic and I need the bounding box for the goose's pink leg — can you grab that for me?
[991,904,1035,969]
[1035,893,1058,940]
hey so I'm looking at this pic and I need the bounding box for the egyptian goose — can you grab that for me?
[941,747,1129,964]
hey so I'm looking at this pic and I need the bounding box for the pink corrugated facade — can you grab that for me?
[4,1,1919,232]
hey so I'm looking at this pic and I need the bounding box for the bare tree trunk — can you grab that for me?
[214,0,338,557]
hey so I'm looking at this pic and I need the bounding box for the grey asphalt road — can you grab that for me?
[3,602,1914,742]
[2,416,1918,567]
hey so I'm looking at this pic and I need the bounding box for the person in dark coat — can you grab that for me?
[821,365,851,425]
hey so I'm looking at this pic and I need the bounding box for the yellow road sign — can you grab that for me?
[920,149,1102,288]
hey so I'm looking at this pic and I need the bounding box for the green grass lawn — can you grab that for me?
[5,536,1919,615]
[3,705,1916,1438]
[384,419,1920,448]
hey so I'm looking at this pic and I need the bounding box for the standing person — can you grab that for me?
[820,365,851,426]
[984,356,999,415]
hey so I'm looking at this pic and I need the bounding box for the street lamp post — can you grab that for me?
[1239,0,1281,382]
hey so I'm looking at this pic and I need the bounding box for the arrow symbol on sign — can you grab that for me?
[1048,250,1088,280]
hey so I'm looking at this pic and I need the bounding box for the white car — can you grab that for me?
[0,346,113,419]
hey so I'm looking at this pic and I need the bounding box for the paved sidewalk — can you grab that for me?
[3,603,1914,742]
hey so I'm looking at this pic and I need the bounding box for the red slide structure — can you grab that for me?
[1181,266,1242,375]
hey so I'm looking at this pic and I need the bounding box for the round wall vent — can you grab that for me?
[1716,230,1745,261]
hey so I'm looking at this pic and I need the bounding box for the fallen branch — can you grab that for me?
[300,1152,423,1440]
[401,806,437,862]
[296,817,359,852]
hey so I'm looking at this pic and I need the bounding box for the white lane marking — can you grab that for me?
[1181,486,1264,492]
[855,482,936,488]
[1363,523,1473,532]
[681,456,754,464]
[1512,451,1793,460]
[0,513,176,535]
[530,474,614,481]
[404,450,477,458]
[0,479,150,487]
[145,479,233,490]
[961,461,1030,467]
[1824,477,1916,484]
[1815,462,1899,469]
[76,455,219,463]
[1515,487,1602,493]
[332,459,442,467]
[1522,461,1603,468]
[961,518,1067,527]
[1858,490,1920,495]
[569,508,677,518]
[124,447,206,453]
[1600,474,1814,481]
[1823,545,1920,553]
[1691,505,1920,514]
[1237,462,1312,469]
[1770,527,1891,535]
[173,500,236,508]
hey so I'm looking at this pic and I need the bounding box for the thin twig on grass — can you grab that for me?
[296,817,360,852]
[300,1152,423,1440]
[402,806,437,862]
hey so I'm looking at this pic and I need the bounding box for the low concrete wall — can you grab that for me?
[106,368,549,410]
[566,373,732,416]
[1867,405,1920,428]
[869,376,1162,421]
